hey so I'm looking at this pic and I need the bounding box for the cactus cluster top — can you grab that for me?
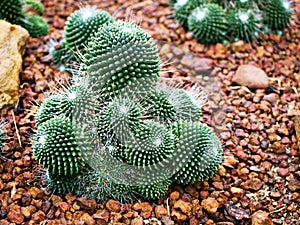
[34,7,223,202]
[0,0,48,37]
[170,0,293,44]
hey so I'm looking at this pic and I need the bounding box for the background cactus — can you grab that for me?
[169,0,293,43]
[0,0,48,37]
[262,0,292,30]
[227,9,261,41]
[188,4,228,44]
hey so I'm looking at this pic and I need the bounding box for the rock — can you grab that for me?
[174,200,193,214]
[277,168,290,177]
[155,205,168,219]
[131,217,144,225]
[80,213,95,225]
[244,178,264,191]
[106,200,121,212]
[294,115,300,147]
[93,209,110,222]
[201,197,219,214]
[251,210,273,225]
[8,205,24,224]
[0,20,29,109]
[231,40,246,52]
[232,65,269,89]
[230,187,244,197]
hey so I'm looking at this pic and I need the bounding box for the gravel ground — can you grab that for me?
[0,0,300,224]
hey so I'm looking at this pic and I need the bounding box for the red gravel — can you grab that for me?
[0,0,300,224]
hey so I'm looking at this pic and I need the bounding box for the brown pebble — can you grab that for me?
[251,210,273,225]
[106,200,121,213]
[277,168,290,177]
[201,197,219,214]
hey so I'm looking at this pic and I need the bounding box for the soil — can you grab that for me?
[0,0,300,224]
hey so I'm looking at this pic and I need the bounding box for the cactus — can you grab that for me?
[173,0,205,28]
[136,179,172,200]
[97,97,142,143]
[141,91,177,124]
[45,171,77,195]
[0,0,48,37]
[262,0,292,30]
[0,127,4,152]
[23,0,44,15]
[125,121,175,166]
[64,7,114,53]
[170,121,223,185]
[50,40,73,69]
[33,117,93,177]
[21,15,48,37]
[0,0,25,24]
[188,4,228,44]
[84,21,160,98]
[227,9,261,41]
[35,94,62,127]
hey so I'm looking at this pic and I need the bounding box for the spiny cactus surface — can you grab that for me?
[33,117,92,177]
[188,4,228,44]
[64,7,114,52]
[227,9,261,41]
[84,21,160,98]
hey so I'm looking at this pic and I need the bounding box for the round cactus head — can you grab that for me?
[21,15,49,37]
[227,9,262,41]
[33,117,93,177]
[84,21,160,99]
[170,121,223,185]
[97,97,142,143]
[0,0,25,24]
[64,7,114,52]
[188,4,228,44]
[125,121,175,167]
[263,0,292,30]
[35,94,62,127]
[173,0,205,28]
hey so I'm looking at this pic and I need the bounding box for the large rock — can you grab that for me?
[0,20,29,109]
[232,64,269,89]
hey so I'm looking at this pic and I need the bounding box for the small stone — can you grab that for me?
[277,168,290,177]
[171,209,187,221]
[230,187,244,197]
[8,206,24,224]
[205,219,216,225]
[155,205,167,219]
[212,182,223,190]
[170,191,180,200]
[174,199,192,214]
[260,141,269,150]
[232,65,269,89]
[262,93,278,104]
[31,210,45,223]
[80,213,95,225]
[231,40,245,52]
[106,200,121,212]
[131,217,144,225]
[93,210,110,222]
[251,210,273,225]
[235,129,245,137]
[21,206,33,218]
[244,178,264,191]
[270,192,281,198]
[201,197,219,214]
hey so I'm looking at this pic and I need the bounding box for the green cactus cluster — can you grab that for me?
[34,7,223,202]
[0,0,48,37]
[170,0,293,43]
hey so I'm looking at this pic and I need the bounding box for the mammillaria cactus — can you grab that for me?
[33,117,93,177]
[64,7,114,53]
[23,0,44,15]
[84,21,160,98]
[261,0,292,30]
[35,8,223,202]
[187,4,228,44]
[0,0,48,37]
[173,0,205,28]
[125,121,175,166]
[21,15,48,37]
[227,9,261,41]
[170,121,223,185]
